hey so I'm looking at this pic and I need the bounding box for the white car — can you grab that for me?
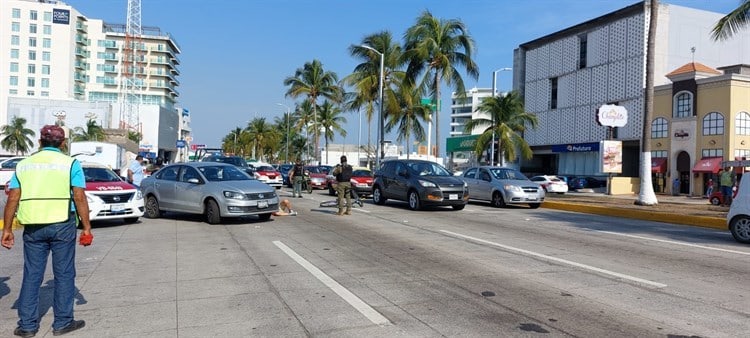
[0,157,27,188]
[529,175,569,194]
[726,176,750,244]
[81,162,144,223]
[252,165,283,189]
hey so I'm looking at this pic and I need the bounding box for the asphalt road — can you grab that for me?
[0,190,748,337]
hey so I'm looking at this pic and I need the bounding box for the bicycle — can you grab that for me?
[319,189,364,208]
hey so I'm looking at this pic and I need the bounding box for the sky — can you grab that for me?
[64,0,739,157]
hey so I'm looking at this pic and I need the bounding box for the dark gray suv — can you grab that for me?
[372,159,468,211]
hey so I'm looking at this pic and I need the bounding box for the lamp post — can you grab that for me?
[361,44,385,169]
[277,103,291,163]
[233,131,237,155]
[491,67,512,166]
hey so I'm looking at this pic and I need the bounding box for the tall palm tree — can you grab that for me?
[463,91,537,164]
[403,11,479,160]
[318,101,348,165]
[292,100,317,162]
[273,114,297,163]
[222,127,243,155]
[284,59,343,164]
[711,0,750,40]
[386,82,431,159]
[0,116,35,155]
[72,118,106,142]
[290,135,308,162]
[245,118,274,162]
[636,0,659,206]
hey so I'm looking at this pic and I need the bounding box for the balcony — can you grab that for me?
[76,22,87,32]
[101,40,117,49]
[75,48,89,58]
[74,61,87,70]
[74,72,87,82]
[74,85,85,94]
[75,34,87,45]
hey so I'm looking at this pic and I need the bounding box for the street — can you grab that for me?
[0,190,748,337]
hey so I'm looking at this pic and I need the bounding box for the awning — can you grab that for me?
[651,158,667,173]
[692,157,723,173]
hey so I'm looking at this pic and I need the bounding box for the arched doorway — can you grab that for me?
[676,151,691,194]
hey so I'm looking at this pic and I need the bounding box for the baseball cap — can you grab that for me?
[340,155,347,162]
[40,125,66,143]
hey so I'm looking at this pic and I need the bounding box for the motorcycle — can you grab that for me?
[300,171,313,194]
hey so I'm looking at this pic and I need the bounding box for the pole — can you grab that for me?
[491,70,497,166]
[233,131,237,155]
[277,103,291,163]
[357,109,361,166]
[361,44,385,169]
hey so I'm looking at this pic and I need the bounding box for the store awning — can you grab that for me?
[692,157,723,173]
[651,158,667,173]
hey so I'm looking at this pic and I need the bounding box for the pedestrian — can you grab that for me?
[127,155,145,188]
[705,178,714,198]
[1,124,91,337]
[332,155,353,215]
[720,166,734,206]
[289,159,304,198]
[272,199,298,216]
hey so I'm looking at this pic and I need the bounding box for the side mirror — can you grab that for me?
[187,178,201,184]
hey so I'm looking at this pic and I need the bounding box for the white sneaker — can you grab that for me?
[290,211,298,216]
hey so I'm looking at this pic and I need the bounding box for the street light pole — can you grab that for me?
[277,103,291,163]
[490,67,512,166]
[361,44,385,169]
[233,131,237,155]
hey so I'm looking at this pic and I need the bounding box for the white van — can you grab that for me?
[726,177,750,244]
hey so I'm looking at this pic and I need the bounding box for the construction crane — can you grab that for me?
[119,0,142,134]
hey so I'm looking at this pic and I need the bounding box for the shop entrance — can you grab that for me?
[676,151,691,194]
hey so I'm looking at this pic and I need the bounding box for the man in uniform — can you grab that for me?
[2,125,92,337]
[289,159,304,198]
[332,155,353,215]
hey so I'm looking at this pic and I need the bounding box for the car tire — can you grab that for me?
[408,190,421,211]
[729,216,750,244]
[452,204,465,211]
[205,199,222,224]
[123,217,139,224]
[258,213,272,221]
[710,196,721,205]
[372,186,386,205]
[529,203,541,209]
[144,196,160,219]
[491,191,506,208]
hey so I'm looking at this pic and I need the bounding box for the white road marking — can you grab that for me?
[272,241,390,325]
[440,230,667,288]
[354,207,370,213]
[594,231,750,256]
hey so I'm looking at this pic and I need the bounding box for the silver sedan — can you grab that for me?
[140,162,279,224]
[460,166,544,208]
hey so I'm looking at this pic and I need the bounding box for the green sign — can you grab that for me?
[446,135,479,153]
[420,98,440,111]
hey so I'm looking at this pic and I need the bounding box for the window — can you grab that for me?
[29,37,36,47]
[41,65,49,75]
[11,49,19,59]
[42,38,51,48]
[41,78,49,88]
[578,34,587,69]
[30,10,37,20]
[41,91,49,97]
[736,112,750,135]
[42,51,50,61]
[12,8,21,19]
[550,77,558,109]
[27,64,35,74]
[673,91,693,118]
[9,76,18,86]
[12,22,20,32]
[651,118,668,138]
[43,25,51,34]
[9,89,18,95]
[28,51,36,60]
[27,77,35,87]
[703,112,724,135]
[43,11,52,22]
[10,63,19,72]
[702,149,723,158]
[463,168,478,179]
[29,24,37,34]
[651,150,667,158]
[27,90,35,96]
[11,35,20,46]
[735,149,750,159]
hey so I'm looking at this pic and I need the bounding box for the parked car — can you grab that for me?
[81,161,144,224]
[252,165,283,189]
[201,155,255,176]
[530,175,569,194]
[568,176,607,190]
[140,162,279,224]
[372,159,468,211]
[709,186,738,206]
[327,167,374,197]
[279,164,293,186]
[305,166,329,190]
[727,177,750,244]
[0,156,26,188]
[461,166,544,208]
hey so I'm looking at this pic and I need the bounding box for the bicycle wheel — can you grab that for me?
[319,200,338,208]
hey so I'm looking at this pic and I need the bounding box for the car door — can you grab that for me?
[155,165,179,210]
[391,161,410,200]
[477,168,493,201]
[462,168,480,200]
[174,166,204,213]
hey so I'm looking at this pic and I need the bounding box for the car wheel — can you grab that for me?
[710,196,721,205]
[529,203,541,209]
[144,196,160,219]
[452,204,465,211]
[729,216,750,244]
[123,217,139,224]
[408,190,421,211]
[258,213,272,221]
[491,191,506,208]
[372,186,386,205]
[205,199,222,224]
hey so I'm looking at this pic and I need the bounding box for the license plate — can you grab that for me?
[111,203,125,212]
[257,200,268,208]
[449,194,458,200]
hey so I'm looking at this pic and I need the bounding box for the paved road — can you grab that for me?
[0,190,748,337]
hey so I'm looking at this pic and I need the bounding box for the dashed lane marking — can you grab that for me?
[594,231,750,256]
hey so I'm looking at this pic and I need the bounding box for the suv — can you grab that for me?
[201,155,255,176]
[372,159,468,211]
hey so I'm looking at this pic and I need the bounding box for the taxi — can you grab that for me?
[82,162,144,223]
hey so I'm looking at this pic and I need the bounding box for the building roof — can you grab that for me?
[666,62,722,77]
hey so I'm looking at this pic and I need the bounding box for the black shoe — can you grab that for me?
[52,320,85,336]
[13,327,37,338]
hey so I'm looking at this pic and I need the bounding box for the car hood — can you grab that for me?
[86,181,136,192]
[421,176,465,187]
[211,180,276,193]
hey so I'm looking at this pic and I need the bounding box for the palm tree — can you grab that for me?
[0,116,35,155]
[245,118,274,162]
[386,82,431,159]
[318,101,348,164]
[636,0,659,206]
[711,0,750,40]
[463,91,538,164]
[284,59,343,164]
[290,135,308,162]
[222,127,243,155]
[292,100,317,161]
[72,118,106,142]
[273,114,297,163]
[403,11,479,160]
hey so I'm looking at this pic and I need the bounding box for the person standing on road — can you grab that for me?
[720,166,734,206]
[289,159,304,198]
[127,155,145,188]
[1,124,91,337]
[332,155,353,216]
[705,178,714,198]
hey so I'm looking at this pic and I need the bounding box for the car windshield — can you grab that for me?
[407,162,451,176]
[256,166,276,172]
[207,157,247,167]
[305,166,323,174]
[199,165,250,182]
[319,166,333,174]
[491,168,529,181]
[83,167,123,182]
[353,170,372,177]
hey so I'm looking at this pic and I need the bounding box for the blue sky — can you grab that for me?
[65,0,738,156]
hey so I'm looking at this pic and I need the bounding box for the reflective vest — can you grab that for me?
[15,150,74,225]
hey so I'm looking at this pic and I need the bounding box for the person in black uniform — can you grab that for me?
[289,159,304,198]
[331,155,353,215]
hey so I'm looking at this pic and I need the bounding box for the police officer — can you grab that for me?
[332,155,353,215]
[289,159,304,198]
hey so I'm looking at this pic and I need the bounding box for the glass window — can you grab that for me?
[43,25,51,34]
[11,35,20,46]
[674,92,692,118]
[43,11,52,22]
[29,37,36,47]
[11,49,19,59]
[12,8,21,19]
[702,112,724,135]
[734,149,750,159]
[463,168,478,179]
[27,77,35,87]
[42,51,50,61]
[26,90,34,96]
[41,78,49,88]
[28,51,36,60]
[27,64,35,73]
[651,150,667,158]
[41,65,49,75]
[10,63,19,72]
[30,10,37,20]
[736,112,750,135]
[12,22,20,32]
[42,38,51,48]
[9,76,18,86]
[156,166,179,181]
[651,118,668,138]
[702,149,723,158]
[9,89,18,95]
[29,24,37,34]
[180,167,201,182]
[41,91,49,97]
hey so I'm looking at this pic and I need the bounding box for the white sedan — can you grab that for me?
[81,161,144,223]
[530,175,569,194]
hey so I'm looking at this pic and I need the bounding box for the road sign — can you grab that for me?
[421,98,439,111]
[176,140,186,148]
[190,144,206,151]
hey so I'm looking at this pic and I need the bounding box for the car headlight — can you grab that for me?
[418,180,436,187]
[504,185,522,192]
[135,190,143,200]
[223,191,247,200]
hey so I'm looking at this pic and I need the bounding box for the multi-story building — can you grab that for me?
[514,1,750,179]
[447,88,494,169]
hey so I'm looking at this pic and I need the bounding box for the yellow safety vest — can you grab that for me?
[15,150,74,225]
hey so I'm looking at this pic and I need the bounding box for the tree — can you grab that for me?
[245,118,274,162]
[463,91,538,164]
[318,101,348,165]
[273,114,298,163]
[403,11,479,160]
[0,116,35,155]
[127,131,142,143]
[386,82,431,159]
[711,0,750,40]
[284,59,343,164]
[636,0,659,206]
[291,100,317,161]
[222,127,243,155]
[72,118,106,142]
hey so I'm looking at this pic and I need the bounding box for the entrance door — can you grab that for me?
[676,151,691,195]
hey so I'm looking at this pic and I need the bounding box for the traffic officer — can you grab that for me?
[289,158,304,198]
[332,155,353,215]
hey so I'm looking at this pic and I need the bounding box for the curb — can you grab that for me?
[542,201,727,230]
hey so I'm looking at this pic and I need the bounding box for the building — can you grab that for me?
[446,88,494,170]
[1,0,187,160]
[651,63,750,196]
[514,1,750,179]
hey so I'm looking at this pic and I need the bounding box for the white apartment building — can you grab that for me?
[513,1,750,178]
[1,0,186,160]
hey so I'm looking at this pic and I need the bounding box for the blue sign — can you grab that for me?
[551,142,600,153]
[52,9,70,24]
[176,140,186,148]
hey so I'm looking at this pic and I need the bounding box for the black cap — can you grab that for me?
[340,155,347,162]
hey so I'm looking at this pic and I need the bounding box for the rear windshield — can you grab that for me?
[83,167,123,182]
[353,170,372,177]
[256,166,275,172]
